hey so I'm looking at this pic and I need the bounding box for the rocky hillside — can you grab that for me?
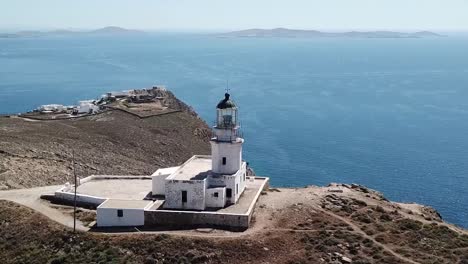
[0,90,211,190]
[0,184,467,264]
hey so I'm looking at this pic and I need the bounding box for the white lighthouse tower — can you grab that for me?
[156,92,248,210]
[210,93,244,175]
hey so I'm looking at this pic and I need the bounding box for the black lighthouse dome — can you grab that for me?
[216,93,236,109]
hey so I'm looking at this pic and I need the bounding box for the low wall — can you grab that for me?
[109,107,181,119]
[54,190,106,208]
[50,175,152,207]
[78,175,151,185]
[144,210,249,230]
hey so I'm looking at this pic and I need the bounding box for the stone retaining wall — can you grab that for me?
[144,210,250,230]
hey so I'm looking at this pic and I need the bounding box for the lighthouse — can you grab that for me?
[156,92,248,210]
[210,93,244,175]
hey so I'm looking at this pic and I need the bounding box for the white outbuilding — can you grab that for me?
[38,104,65,112]
[96,199,153,227]
[78,100,99,114]
[151,166,180,196]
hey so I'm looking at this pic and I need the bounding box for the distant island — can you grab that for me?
[220,28,445,38]
[0,26,144,38]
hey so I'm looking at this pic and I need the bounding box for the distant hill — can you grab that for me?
[0,33,19,38]
[220,28,445,38]
[0,27,145,38]
[88,26,143,35]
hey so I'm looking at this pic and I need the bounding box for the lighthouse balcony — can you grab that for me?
[211,128,243,142]
[211,135,244,143]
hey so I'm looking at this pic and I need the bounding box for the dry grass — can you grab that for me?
[1,183,468,264]
[320,191,468,264]
[0,200,303,264]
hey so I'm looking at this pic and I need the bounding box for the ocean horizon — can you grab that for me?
[1,33,467,228]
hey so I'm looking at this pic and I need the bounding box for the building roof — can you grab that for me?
[151,166,180,176]
[98,199,153,209]
[167,155,212,181]
[216,93,236,109]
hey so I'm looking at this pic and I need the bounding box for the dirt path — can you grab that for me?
[0,186,88,231]
[318,207,420,264]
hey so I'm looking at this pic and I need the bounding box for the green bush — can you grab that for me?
[397,219,422,231]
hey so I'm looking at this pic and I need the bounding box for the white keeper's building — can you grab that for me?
[152,92,247,210]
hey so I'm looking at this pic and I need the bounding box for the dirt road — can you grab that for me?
[0,185,88,231]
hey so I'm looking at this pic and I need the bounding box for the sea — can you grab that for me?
[0,33,467,228]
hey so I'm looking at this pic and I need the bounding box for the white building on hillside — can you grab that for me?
[38,104,65,112]
[152,92,247,210]
[97,199,154,227]
[78,100,99,114]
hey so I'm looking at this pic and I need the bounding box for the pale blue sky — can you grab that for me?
[1,0,467,31]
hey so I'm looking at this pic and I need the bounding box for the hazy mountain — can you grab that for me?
[411,31,445,37]
[0,27,144,38]
[88,26,144,35]
[220,28,445,38]
[0,33,19,38]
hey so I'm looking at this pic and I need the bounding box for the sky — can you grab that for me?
[1,0,467,32]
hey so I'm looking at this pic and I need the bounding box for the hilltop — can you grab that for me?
[220,28,445,38]
[0,89,211,190]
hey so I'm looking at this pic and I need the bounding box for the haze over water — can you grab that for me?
[1,34,467,227]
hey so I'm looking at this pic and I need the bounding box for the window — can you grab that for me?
[222,157,227,165]
[226,188,232,198]
[214,192,219,198]
[182,191,187,203]
[236,184,239,195]
[243,173,246,182]
[223,115,233,127]
[117,209,123,217]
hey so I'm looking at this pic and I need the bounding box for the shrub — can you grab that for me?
[379,213,392,222]
[356,214,372,224]
[375,206,385,213]
[354,199,368,207]
[397,219,422,231]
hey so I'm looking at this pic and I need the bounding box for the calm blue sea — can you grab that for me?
[1,34,467,228]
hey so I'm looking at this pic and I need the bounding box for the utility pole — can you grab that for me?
[72,149,77,233]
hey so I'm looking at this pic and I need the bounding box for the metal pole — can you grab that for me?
[72,149,77,233]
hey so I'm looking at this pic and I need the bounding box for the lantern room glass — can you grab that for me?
[217,108,237,128]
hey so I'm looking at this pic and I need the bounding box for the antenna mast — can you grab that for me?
[226,79,230,94]
[72,149,77,233]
